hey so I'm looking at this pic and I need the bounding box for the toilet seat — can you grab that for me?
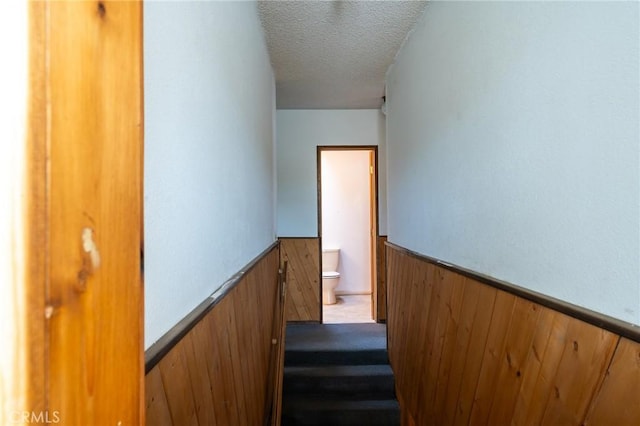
[322,271,340,278]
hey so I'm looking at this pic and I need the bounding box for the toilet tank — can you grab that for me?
[322,248,340,272]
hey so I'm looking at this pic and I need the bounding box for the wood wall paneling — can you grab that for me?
[280,238,320,322]
[183,329,217,425]
[269,261,288,425]
[467,291,519,425]
[145,367,172,426]
[585,337,640,424]
[158,344,199,426]
[386,243,640,426]
[145,246,283,425]
[375,235,388,321]
[448,281,496,426]
[207,299,236,424]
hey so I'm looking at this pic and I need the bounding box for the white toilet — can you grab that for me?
[322,248,341,305]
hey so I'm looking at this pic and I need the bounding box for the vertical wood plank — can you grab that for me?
[418,268,462,423]
[518,311,572,425]
[432,272,466,422]
[385,246,398,362]
[409,262,441,422]
[46,1,143,424]
[205,305,235,425]
[233,280,260,425]
[376,236,388,321]
[219,291,248,425]
[585,337,640,424]
[183,332,217,426]
[145,367,173,426]
[510,306,560,425]
[539,321,617,425]
[439,278,481,426]
[191,316,226,425]
[158,345,198,426]
[468,290,517,424]
[398,394,416,426]
[403,258,431,417]
[394,254,425,416]
[452,284,497,426]
[486,298,542,424]
[270,262,287,425]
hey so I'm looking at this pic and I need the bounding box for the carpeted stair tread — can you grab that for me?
[285,323,387,352]
[285,323,389,365]
[281,397,400,426]
[285,364,394,377]
[282,324,400,426]
[285,348,389,366]
[283,364,395,396]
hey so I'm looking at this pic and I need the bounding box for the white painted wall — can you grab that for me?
[277,110,387,236]
[386,1,640,325]
[144,1,276,348]
[322,151,372,295]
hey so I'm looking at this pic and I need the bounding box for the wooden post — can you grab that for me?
[7,1,146,424]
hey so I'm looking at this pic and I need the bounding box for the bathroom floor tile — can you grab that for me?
[323,295,374,324]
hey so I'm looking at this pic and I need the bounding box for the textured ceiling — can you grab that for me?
[258,1,427,109]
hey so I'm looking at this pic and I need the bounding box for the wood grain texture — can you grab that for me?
[158,345,199,426]
[145,246,283,425]
[585,337,640,424]
[270,263,288,425]
[280,238,320,322]
[45,1,143,424]
[22,0,49,419]
[375,236,388,321]
[145,367,172,426]
[183,332,217,425]
[386,244,635,426]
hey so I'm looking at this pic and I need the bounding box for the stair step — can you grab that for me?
[285,323,389,365]
[281,397,401,426]
[285,323,386,352]
[285,348,389,366]
[282,324,399,426]
[283,364,395,396]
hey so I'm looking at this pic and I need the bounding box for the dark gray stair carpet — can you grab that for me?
[281,323,400,426]
[282,398,400,426]
[284,364,395,396]
[284,322,389,366]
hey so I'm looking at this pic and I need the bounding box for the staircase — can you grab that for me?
[281,323,400,426]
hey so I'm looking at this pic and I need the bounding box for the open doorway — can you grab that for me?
[318,146,378,324]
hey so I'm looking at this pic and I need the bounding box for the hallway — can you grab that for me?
[3,1,639,425]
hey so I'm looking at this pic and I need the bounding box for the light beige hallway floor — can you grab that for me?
[323,294,374,324]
